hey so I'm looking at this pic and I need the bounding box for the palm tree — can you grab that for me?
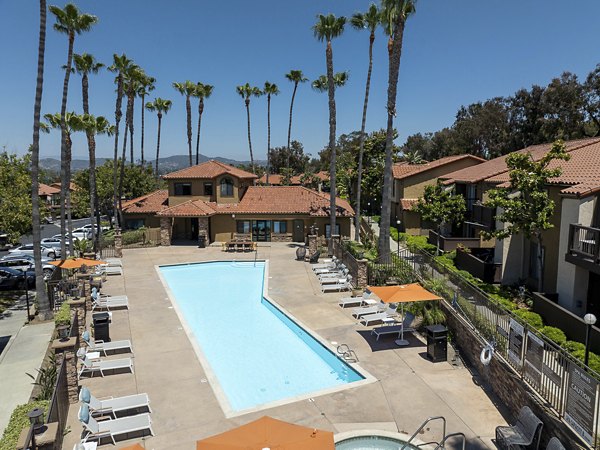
[146,97,173,176]
[313,13,346,253]
[193,82,214,165]
[108,53,134,228]
[31,0,51,319]
[49,2,97,257]
[263,81,279,183]
[311,72,349,91]
[402,149,424,164]
[284,70,308,171]
[236,83,263,174]
[378,0,416,262]
[73,52,103,248]
[137,74,155,166]
[173,81,196,166]
[351,3,380,242]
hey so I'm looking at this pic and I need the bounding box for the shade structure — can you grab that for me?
[48,257,106,270]
[118,444,145,450]
[196,416,334,450]
[367,283,442,346]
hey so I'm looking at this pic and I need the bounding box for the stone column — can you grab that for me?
[68,299,86,348]
[114,228,123,258]
[307,234,317,260]
[52,337,79,403]
[198,217,209,244]
[357,259,368,288]
[160,217,172,246]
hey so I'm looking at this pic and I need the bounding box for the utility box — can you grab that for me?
[93,312,110,342]
[426,324,447,363]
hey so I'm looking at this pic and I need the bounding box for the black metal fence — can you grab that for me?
[46,357,69,450]
[332,240,359,288]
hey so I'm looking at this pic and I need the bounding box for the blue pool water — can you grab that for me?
[159,261,364,413]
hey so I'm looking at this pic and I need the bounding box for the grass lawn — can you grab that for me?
[0,291,21,314]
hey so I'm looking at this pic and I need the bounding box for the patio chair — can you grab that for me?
[308,250,321,263]
[545,438,565,450]
[92,287,128,302]
[78,353,134,378]
[321,279,351,293]
[79,405,154,445]
[360,306,398,326]
[318,268,349,280]
[102,266,123,276]
[79,387,151,417]
[314,263,345,275]
[495,406,543,450]
[371,313,415,340]
[103,258,123,267]
[320,275,352,286]
[92,295,129,311]
[312,256,336,270]
[339,295,367,308]
[351,304,383,318]
[82,330,132,356]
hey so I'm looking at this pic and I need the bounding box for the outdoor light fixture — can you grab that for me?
[584,313,597,367]
[396,219,401,256]
[27,407,44,434]
[57,325,70,342]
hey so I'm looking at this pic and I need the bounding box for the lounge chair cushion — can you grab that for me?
[82,330,90,343]
[77,347,86,359]
[80,387,91,403]
[79,404,90,424]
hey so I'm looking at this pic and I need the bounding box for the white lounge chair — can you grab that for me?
[314,264,345,275]
[319,269,349,280]
[371,313,415,341]
[78,354,134,378]
[102,266,123,276]
[360,307,398,326]
[339,291,373,308]
[79,405,153,445]
[104,258,123,267]
[82,330,132,356]
[351,304,382,318]
[92,295,129,311]
[321,279,351,292]
[79,387,150,417]
[312,257,336,270]
[91,287,128,302]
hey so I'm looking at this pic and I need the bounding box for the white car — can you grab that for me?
[80,223,109,233]
[9,244,59,259]
[41,237,63,249]
[0,257,55,278]
[71,228,92,240]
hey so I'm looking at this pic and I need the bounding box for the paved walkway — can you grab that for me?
[0,295,54,433]
[63,244,506,449]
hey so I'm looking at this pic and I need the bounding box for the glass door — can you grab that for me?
[252,220,271,242]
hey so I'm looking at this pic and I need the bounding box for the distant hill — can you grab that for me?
[39,154,264,174]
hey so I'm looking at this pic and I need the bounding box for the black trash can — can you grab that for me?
[425,324,447,363]
[198,234,206,248]
[93,312,110,342]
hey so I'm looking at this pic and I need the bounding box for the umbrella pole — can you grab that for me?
[395,303,409,346]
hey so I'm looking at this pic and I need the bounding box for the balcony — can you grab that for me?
[428,230,480,252]
[566,224,600,274]
[455,247,501,283]
[469,203,495,231]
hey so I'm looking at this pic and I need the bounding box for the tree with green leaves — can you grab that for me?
[351,3,380,241]
[483,140,570,292]
[285,70,308,171]
[415,180,466,256]
[263,81,279,184]
[311,72,349,92]
[146,97,173,176]
[378,0,415,262]
[236,83,263,174]
[49,2,97,256]
[173,80,196,166]
[401,149,424,164]
[269,140,309,174]
[136,73,155,166]
[0,152,35,244]
[193,82,214,165]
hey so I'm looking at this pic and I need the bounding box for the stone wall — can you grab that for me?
[442,302,585,449]
[271,233,292,242]
[199,217,209,243]
[160,217,172,246]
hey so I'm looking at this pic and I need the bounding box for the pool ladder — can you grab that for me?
[401,416,466,450]
[336,344,359,362]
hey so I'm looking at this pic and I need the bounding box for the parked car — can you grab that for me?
[0,257,55,278]
[40,237,63,249]
[0,267,29,290]
[80,223,109,233]
[8,244,59,259]
[71,228,92,240]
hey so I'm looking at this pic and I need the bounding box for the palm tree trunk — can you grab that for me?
[119,120,128,226]
[129,94,135,166]
[267,94,271,184]
[186,95,192,166]
[287,82,299,171]
[81,72,97,249]
[59,31,74,257]
[113,75,123,228]
[66,135,73,255]
[355,32,375,242]
[140,93,145,166]
[156,113,162,177]
[32,0,50,319]
[245,99,255,174]
[378,18,407,263]
[195,99,204,165]
[326,40,337,255]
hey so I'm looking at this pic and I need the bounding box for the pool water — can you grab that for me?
[159,261,364,414]
[336,436,418,450]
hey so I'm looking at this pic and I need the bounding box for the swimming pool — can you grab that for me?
[158,260,369,416]
[335,436,419,450]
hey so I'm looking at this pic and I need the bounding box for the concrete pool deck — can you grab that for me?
[63,243,506,449]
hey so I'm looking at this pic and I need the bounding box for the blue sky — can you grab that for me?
[1,0,600,162]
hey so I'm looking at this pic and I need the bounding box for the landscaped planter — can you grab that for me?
[455,247,501,284]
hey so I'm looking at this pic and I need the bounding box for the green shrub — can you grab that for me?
[371,215,380,224]
[564,340,586,353]
[564,341,600,373]
[540,326,567,346]
[0,401,49,450]
[122,228,146,245]
[513,309,543,330]
[408,300,447,327]
[400,232,437,254]
[54,302,71,327]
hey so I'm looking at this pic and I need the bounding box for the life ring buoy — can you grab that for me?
[480,344,494,366]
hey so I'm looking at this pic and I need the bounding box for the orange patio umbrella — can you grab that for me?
[196,416,334,450]
[118,444,144,450]
[48,257,106,270]
[367,283,442,345]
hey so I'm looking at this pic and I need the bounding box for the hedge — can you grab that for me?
[0,401,49,450]
[540,326,567,346]
[54,302,71,327]
[513,309,544,330]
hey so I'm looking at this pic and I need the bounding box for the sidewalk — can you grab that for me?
[0,296,54,434]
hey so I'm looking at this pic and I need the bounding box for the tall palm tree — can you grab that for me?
[173,81,196,166]
[351,3,380,242]
[284,70,308,171]
[311,72,349,91]
[313,13,346,253]
[236,83,263,174]
[137,74,155,166]
[73,52,103,248]
[263,81,279,184]
[108,53,134,228]
[378,0,416,262]
[193,82,214,165]
[31,0,51,319]
[49,2,97,257]
[146,97,173,176]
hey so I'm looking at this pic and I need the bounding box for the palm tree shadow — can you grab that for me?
[356,329,425,352]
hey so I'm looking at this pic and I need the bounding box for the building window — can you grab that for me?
[204,182,213,196]
[236,220,251,234]
[220,178,234,197]
[325,224,341,238]
[126,219,145,230]
[272,221,287,233]
[174,183,192,196]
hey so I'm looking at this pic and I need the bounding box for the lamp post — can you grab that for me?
[367,202,371,226]
[396,219,401,256]
[584,313,597,367]
[27,407,44,447]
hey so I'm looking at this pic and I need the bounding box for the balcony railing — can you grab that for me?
[567,223,600,262]
[428,230,480,252]
[470,203,495,230]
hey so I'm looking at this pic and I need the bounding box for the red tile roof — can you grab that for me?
[393,155,484,180]
[50,182,77,191]
[39,183,60,196]
[122,190,168,214]
[162,160,258,180]
[157,199,216,217]
[400,199,419,210]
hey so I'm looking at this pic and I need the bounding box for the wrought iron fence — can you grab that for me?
[46,357,68,450]
[332,239,359,288]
